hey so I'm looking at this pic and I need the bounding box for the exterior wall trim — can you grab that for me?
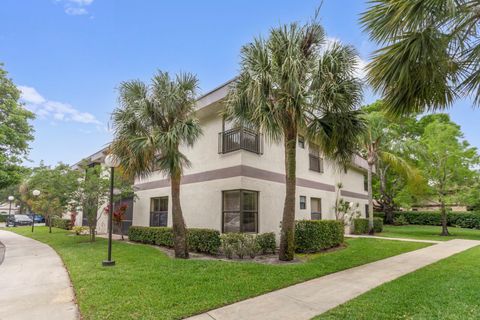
[340,189,369,200]
[134,165,344,194]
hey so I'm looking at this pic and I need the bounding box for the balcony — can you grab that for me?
[218,127,263,154]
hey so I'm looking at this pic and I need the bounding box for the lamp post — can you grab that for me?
[103,154,120,267]
[31,190,41,232]
[8,196,14,224]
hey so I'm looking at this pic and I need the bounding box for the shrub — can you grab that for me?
[52,217,72,230]
[375,211,480,229]
[187,228,221,254]
[352,218,369,234]
[373,217,383,232]
[256,232,276,254]
[220,233,249,259]
[128,226,220,254]
[393,215,408,226]
[295,220,344,253]
[72,226,88,235]
[0,215,6,222]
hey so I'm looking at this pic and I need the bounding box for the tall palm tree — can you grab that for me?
[111,71,202,259]
[225,21,365,261]
[361,0,480,116]
[361,111,422,231]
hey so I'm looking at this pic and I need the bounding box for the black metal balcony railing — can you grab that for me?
[218,127,263,154]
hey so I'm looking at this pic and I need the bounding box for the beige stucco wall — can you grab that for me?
[132,102,369,238]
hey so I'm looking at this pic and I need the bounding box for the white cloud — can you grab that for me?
[19,85,101,125]
[65,7,88,15]
[356,57,368,79]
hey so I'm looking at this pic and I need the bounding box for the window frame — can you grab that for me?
[150,196,168,227]
[298,135,305,149]
[308,143,324,173]
[299,195,306,210]
[221,189,259,233]
[310,197,322,220]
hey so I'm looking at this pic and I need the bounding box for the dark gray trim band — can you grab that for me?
[340,190,369,200]
[135,165,345,195]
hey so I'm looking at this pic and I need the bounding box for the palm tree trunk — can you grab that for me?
[440,197,449,236]
[367,162,374,234]
[279,128,297,261]
[171,173,189,259]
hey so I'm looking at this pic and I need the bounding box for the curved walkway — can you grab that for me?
[187,239,480,320]
[0,230,79,320]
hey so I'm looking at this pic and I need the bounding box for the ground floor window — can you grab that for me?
[300,195,306,210]
[222,190,258,233]
[311,197,322,220]
[150,197,168,227]
[365,204,369,218]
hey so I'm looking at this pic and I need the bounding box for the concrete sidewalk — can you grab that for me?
[187,239,480,320]
[0,230,79,320]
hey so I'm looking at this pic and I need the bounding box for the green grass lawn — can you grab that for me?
[314,245,480,320]
[377,225,480,241]
[6,227,429,320]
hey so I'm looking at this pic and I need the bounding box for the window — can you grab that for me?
[300,196,306,210]
[365,204,369,218]
[364,175,368,191]
[311,198,322,220]
[298,135,305,148]
[150,197,168,227]
[222,190,258,233]
[309,143,324,173]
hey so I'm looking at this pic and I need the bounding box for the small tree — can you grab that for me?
[334,183,361,225]
[105,203,128,240]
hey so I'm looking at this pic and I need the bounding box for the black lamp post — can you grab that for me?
[31,190,41,232]
[8,196,14,224]
[102,154,120,267]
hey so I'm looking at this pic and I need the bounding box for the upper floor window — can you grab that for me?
[309,143,324,173]
[311,197,322,220]
[364,174,368,191]
[222,190,258,233]
[150,197,168,227]
[218,119,263,155]
[298,135,305,149]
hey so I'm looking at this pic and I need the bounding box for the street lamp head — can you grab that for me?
[104,154,121,168]
[8,195,14,201]
[32,190,41,197]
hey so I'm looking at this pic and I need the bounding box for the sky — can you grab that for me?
[1,0,478,167]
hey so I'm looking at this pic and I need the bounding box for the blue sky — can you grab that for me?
[1,0,478,166]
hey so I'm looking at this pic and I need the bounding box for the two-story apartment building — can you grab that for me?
[131,80,370,236]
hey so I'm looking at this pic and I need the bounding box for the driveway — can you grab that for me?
[0,230,79,320]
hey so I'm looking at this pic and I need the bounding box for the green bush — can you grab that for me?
[52,217,72,230]
[393,215,409,226]
[128,226,220,254]
[352,218,383,234]
[295,220,344,253]
[220,233,253,259]
[256,232,276,254]
[187,228,221,254]
[373,217,383,232]
[375,211,480,229]
[0,215,6,222]
[352,218,369,234]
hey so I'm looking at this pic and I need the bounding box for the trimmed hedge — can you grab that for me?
[52,217,72,230]
[0,215,6,222]
[374,211,480,229]
[256,232,276,254]
[295,220,344,253]
[128,226,221,254]
[352,218,383,234]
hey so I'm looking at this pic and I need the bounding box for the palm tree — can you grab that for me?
[361,111,422,231]
[361,0,480,116]
[225,21,365,261]
[111,71,202,259]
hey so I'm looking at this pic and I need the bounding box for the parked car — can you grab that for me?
[6,214,33,227]
[27,214,45,223]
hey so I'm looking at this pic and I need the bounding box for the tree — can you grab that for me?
[71,163,133,241]
[111,71,202,259]
[334,183,361,225]
[417,120,479,235]
[0,64,35,189]
[23,163,80,233]
[225,20,364,260]
[361,102,422,229]
[361,0,480,115]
